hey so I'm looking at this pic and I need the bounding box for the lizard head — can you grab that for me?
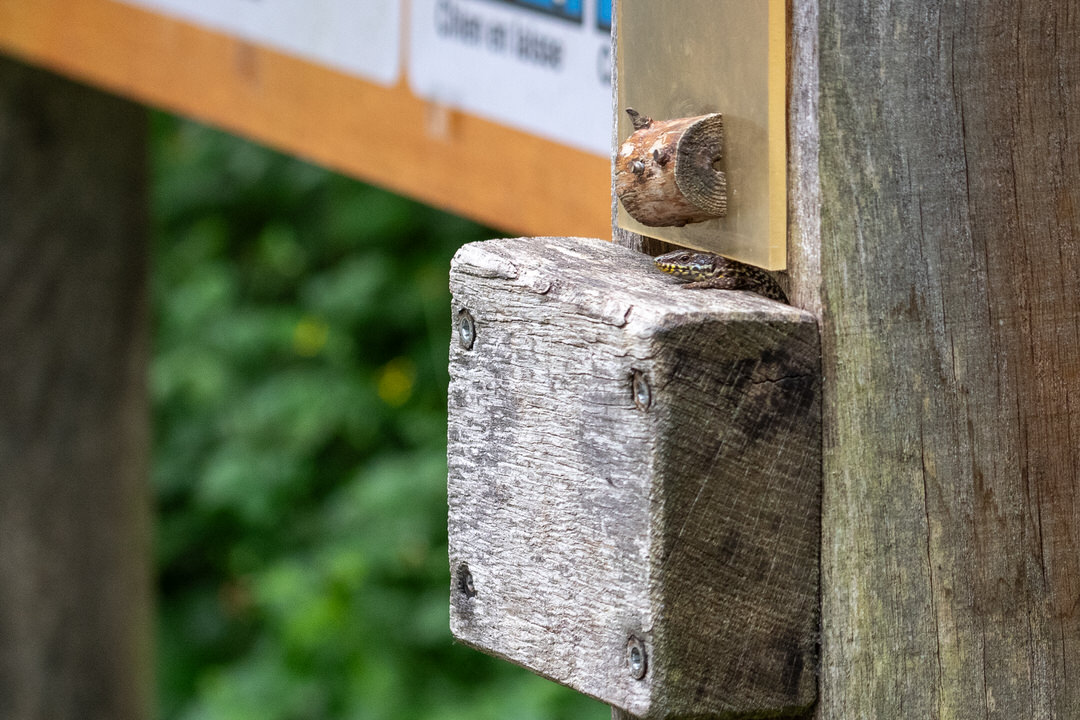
[654,250,719,281]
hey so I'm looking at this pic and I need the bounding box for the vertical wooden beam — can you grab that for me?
[814,0,1080,716]
[0,56,152,720]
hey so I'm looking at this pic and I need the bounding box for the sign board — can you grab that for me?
[116,0,403,86]
[3,1,790,254]
[409,0,612,155]
[0,0,612,238]
[117,0,612,155]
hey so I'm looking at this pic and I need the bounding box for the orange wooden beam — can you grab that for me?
[0,0,610,238]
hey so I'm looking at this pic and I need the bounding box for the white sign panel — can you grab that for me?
[409,0,612,155]
[115,0,402,86]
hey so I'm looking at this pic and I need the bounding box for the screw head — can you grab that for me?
[457,309,476,350]
[632,370,651,411]
[455,562,476,599]
[626,635,647,680]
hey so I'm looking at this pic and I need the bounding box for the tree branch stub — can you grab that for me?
[615,109,727,227]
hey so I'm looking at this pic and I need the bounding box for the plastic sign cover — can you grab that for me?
[616,1,787,270]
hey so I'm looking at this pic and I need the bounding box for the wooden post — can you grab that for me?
[795,0,1080,716]
[0,57,152,720]
[615,1,1080,716]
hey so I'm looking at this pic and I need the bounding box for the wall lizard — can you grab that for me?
[654,250,789,304]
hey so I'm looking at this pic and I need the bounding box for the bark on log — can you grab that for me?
[614,110,727,227]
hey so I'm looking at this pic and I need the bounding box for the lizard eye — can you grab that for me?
[678,253,692,263]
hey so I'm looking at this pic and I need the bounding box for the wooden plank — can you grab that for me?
[813,0,1080,716]
[448,236,820,719]
[784,0,821,316]
[0,0,610,238]
[0,56,152,720]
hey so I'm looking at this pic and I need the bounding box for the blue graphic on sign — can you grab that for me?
[597,0,611,30]
[491,0,583,23]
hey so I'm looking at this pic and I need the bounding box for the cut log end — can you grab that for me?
[616,112,727,227]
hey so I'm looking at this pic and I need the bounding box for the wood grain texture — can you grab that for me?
[816,0,1080,717]
[0,57,152,720]
[448,236,820,719]
[0,0,609,238]
[784,0,820,315]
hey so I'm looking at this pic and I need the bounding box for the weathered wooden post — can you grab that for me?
[0,57,152,720]
[808,0,1080,716]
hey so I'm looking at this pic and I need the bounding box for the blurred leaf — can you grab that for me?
[180,641,329,720]
[300,255,391,327]
[151,114,606,720]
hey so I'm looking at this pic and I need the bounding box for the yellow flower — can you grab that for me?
[377,357,416,407]
[293,317,329,357]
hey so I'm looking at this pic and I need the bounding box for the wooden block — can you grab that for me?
[447,237,821,719]
[0,0,609,239]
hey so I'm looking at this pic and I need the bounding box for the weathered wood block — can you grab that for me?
[448,236,820,719]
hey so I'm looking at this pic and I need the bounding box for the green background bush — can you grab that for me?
[151,114,606,720]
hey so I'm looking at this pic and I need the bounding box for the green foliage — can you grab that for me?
[151,115,606,720]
